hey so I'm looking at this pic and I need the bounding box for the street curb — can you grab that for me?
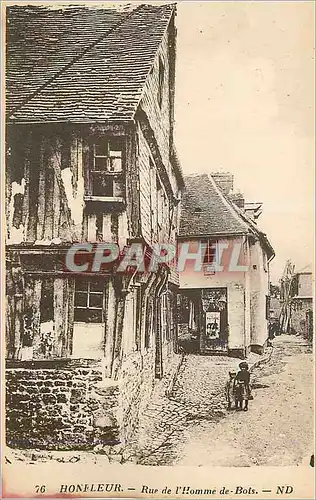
[165,352,185,397]
[249,346,274,373]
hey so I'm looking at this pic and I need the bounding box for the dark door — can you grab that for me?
[201,288,228,353]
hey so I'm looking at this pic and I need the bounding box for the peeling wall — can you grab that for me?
[8,179,26,244]
[6,127,86,245]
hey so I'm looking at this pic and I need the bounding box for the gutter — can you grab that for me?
[177,231,248,240]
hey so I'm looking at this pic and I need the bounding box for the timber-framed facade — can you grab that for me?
[5,4,184,449]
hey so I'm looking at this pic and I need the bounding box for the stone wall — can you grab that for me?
[118,349,154,445]
[290,298,313,335]
[118,341,179,447]
[6,340,180,452]
[5,362,120,450]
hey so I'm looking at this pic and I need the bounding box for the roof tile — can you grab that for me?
[6,4,175,123]
[179,173,275,259]
[179,174,248,237]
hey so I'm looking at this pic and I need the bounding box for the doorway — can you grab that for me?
[201,288,228,353]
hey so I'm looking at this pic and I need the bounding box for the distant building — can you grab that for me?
[289,265,313,339]
[269,283,281,321]
[177,172,275,358]
[270,297,281,321]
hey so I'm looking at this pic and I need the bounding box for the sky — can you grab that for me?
[174,1,314,283]
[4,1,314,282]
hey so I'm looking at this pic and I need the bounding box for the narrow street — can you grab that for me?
[5,335,313,470]
[137,335,313,466]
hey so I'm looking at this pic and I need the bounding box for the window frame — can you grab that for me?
[87,136,125,199]
[201,240,218,266]
[74,278,106,324]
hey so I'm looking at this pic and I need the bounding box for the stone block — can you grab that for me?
[250,344,264,355]
[70,404,80,412]
[71,389,86,403]
[56,393,67,403]
[42,394,57,405]
[93,414,115,429]
[55,380,66,386]
[41,386,51,393]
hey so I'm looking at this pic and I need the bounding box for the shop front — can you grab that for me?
[177,287,228,355]
[200,288,228,354]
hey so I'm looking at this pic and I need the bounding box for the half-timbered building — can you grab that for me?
[6,3,184,449]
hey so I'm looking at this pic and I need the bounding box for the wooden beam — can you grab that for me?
[104,279,116,377]
[21,131,31,236]
[52,138,62,239]
[6,252,25,360]
[53,278,65,358]
[111,275,133,379]
[31,279,42,359]
[67,277,75,357]
[125,128,141,238]
[43,158,54,240]
[37,137,46,240]
[27,132,40,241]
[23,277,42,360]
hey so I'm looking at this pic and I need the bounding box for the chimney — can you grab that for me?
[211,172,234,195]
[229,192,245,209]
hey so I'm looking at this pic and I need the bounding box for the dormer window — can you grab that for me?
[87,137,125,200]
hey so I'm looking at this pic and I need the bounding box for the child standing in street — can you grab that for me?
[234,362,251,411]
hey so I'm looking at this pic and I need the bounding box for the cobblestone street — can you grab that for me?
[5,335,313,470]
[134,335,313,466]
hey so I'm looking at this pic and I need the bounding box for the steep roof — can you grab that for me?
[230,193,275,259]
[179,174,249,237]
[6,4,175,123]
[179,173,275,259]
[295,264,313,275]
